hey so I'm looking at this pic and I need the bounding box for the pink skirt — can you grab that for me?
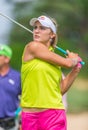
[21,109,67,130]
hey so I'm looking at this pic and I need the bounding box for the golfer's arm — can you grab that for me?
[60,67,80,95]
[29,41,77,68]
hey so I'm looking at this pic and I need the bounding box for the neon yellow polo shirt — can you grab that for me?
[21,50,64,109]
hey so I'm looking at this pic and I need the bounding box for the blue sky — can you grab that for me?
[0,0,13,44]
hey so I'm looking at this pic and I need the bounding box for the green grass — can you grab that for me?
[67,86,88,113]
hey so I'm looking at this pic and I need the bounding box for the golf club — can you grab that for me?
[0,12,85,65]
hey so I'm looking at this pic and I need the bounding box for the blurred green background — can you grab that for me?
[1,0,88,113]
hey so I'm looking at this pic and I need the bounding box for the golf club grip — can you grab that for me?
[55,46,85,65]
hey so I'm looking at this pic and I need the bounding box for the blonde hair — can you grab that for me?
[47,16,58,48]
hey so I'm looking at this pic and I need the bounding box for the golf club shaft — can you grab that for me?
[0,13,33,34]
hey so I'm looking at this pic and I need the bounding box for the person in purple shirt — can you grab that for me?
[0,44,21,130]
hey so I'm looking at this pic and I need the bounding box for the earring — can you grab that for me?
[50,38,53,43]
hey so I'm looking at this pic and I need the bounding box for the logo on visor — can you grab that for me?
[39,16,45,20]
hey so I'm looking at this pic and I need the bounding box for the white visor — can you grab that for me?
[30,15,56,34]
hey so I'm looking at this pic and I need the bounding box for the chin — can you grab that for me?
[34,39,41,42]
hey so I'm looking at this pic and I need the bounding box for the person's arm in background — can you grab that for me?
[60,59,82,95]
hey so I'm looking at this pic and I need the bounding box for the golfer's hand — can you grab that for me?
[76,56,82,69]
[66,50,78,59]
